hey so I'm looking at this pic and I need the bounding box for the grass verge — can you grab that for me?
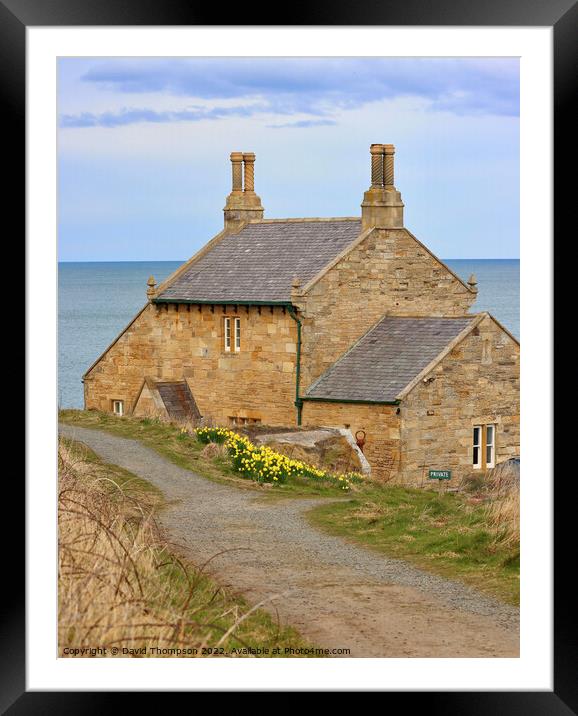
[307,486,519,606]
[59,410,356,498]
[60,410,519,606]
[59,436,317,657]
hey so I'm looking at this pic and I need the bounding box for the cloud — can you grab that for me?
[267,119,337,129]
[60,103,275,128]
[60,57,519,129]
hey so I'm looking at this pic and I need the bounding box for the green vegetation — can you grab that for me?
[59,436,316,657]
[59,410,357,498]
[307,486,519,605]
[60,410,519,606]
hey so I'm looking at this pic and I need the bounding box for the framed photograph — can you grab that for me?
[7,0,574,706]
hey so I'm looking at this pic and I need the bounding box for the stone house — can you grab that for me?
[83,144,519,483]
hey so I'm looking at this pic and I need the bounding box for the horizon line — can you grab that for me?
[57,257,521,263]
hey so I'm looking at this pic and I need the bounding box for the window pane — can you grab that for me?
[224,317,231,349]
[486,445,493,465]
[486,424,494,446]
[473,426,481,446]
[473,446,479,466]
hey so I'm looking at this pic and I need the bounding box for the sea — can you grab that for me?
[58,259,520,409]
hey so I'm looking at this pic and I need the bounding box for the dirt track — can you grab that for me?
[59,424,519,658]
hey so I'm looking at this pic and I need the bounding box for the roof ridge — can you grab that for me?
[247,217,360,224]
[372,315,476,321]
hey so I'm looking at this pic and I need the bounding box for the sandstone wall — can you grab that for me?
[300,400,401,481]
[399,315,519,486]
[132,382,162,418]
[84,302,299,426]
[295,227,477,388]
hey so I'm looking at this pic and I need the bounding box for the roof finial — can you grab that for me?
[467,273,478,293]
[146,275,156,300]
[291,275,302,298]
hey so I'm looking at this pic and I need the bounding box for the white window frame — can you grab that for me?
[112,400,124,416]
[473,425,482,469]
[234,317,241,352]
[224,316,231,352]
[473,423,497,469]
[485,424,496,468]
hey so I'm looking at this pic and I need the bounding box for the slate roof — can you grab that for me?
[156,381,201,422]
[304,316,475,403]
[156,219,362,303]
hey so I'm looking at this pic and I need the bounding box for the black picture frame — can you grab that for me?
[8,0,575,708]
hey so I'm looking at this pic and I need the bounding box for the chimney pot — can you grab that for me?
[370,144,385,188]
[230,152,244,193]
[242,152,256,193]
[383,144,395,186]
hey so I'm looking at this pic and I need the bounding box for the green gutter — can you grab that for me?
[153,298,293,307]
[301,396,401,406]
[154,296,304,425]
[287,306,303,426]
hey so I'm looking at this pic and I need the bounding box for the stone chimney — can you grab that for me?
[361,144,404,231]
[223,151,264,232]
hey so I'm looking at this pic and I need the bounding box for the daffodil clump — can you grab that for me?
[194,427,363,491]
[194,426,230,445]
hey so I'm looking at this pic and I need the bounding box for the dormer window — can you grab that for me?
[224,316,241,353]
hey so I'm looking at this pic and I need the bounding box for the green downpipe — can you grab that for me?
[288,306,303,426]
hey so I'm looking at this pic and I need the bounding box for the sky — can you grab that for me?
[58,57,519,261]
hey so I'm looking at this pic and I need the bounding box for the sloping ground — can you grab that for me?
[59,424,519,658]
[252,428,368,475]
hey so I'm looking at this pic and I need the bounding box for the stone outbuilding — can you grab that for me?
[83,144,519,484]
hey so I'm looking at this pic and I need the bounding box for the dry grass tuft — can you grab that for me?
[200,442,229,461]
[58,439,304,657]
[484,461,520,548]
[485,490,520,547]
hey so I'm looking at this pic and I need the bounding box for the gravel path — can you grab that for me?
[60,424,519,658]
